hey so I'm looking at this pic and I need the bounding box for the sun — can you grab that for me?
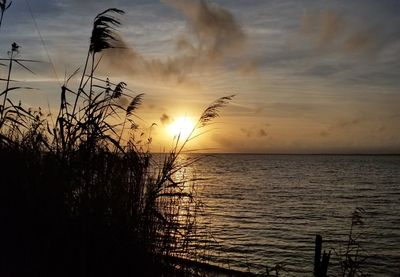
[167,116,195,139]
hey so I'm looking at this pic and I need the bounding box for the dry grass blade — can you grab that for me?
[66,67,80,84]
[14,60,36,74]
[0,86,32,97]
[0,78,18,81]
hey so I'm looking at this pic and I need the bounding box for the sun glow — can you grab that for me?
[167,117,195,140]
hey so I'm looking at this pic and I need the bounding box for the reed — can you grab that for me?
[333,208,367,277]
[0,0,11,29]
[0,7,232,276]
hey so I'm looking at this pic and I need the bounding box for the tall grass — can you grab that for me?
[0,7,233,276]
[0,0,12,29]
[333,208,367,277]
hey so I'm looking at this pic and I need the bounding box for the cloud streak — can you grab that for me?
[301,10,375,55]
[240,126,268,138]
[301,10,343,49]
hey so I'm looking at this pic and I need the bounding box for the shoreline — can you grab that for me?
[162,256,258,277]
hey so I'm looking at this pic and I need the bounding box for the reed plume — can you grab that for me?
[0,0,12,29]
[198,94,235,127]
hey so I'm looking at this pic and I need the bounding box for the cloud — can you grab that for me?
[318,11,343,48]
[258,128,267,137]
[100,0,251,84]
[300,64,342,77]
[210,133,234,148]
[160,113,170,125]
[100,34,193,84]
[239,60,259,75]
[300,10,376,55]
[319,130,329,137]
[343,30,374,54]
[164,0,246,60]
[240,126,268,138]
[335,116,365,128]
[240,128,251,137]
[301,10,344,49]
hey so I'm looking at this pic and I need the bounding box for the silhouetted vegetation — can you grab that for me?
[0,7,233,276]
[333,208,367,277]
[0,0,12,29]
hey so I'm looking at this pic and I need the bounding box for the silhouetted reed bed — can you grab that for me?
[0,6,233,276]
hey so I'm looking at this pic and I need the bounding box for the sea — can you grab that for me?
[176,154,400,276]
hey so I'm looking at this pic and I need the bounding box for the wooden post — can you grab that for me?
[314,234,322,275]
[314,234,330,277]
[321,250,331,276]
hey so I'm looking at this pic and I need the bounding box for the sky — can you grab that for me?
[0,0,399,153]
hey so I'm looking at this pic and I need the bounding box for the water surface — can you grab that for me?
[182,154,400,276]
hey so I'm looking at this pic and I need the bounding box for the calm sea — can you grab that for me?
[179,154,400,276]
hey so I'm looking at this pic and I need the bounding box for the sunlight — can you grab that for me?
[167,116,195,140]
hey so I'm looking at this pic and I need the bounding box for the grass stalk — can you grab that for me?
[0,43,14,121]
[0,0,12,30]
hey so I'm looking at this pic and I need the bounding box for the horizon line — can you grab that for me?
[152,152,400,156]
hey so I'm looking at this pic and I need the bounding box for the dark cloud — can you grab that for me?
[147,103,156,110]
[101,34,193,84]
[240,126,268,138]
[164,0,246,60]
[100,0,251,84]
[258,128,267,137]
[160,113,170,124]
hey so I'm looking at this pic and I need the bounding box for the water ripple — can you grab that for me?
[187,155,400,276]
